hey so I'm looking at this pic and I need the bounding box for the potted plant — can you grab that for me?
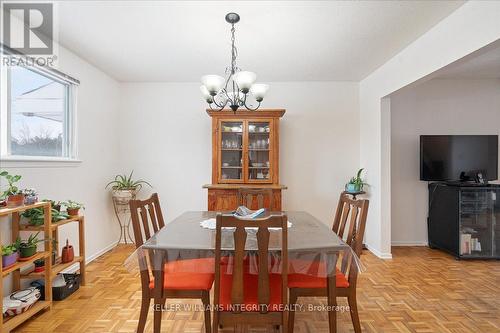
[43,199,62,211]
[21,188,38,205]
[346,168,369,193]
[2,243,19,269]
[34,259,45,273]
[18,232,45,259]
[105,171,152,205]
[22,208,69,226]
[0,171,24,207]
[63,200,85,216]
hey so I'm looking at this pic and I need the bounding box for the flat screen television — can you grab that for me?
[420,135,498,181]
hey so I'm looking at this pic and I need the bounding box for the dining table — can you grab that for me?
[127,210,359,333]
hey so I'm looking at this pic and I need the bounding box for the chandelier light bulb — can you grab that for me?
[200,85,213,103]
[250,84,269,102]
[201,75,225,95]
[233,71,257,93]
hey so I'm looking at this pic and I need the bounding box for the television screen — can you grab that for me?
[420,135,498,181]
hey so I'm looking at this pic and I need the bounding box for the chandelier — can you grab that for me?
[200,13,269,112]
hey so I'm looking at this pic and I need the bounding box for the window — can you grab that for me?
[1,64,77,161]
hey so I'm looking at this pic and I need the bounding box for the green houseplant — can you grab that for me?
[22,207,69,226]
[2,243,19,268]
[62,200,85,216]
[0,171,24,207]
[43,199,62,211]
[18,232,46,258]
[346,168,369,193]
[105,171,152,204]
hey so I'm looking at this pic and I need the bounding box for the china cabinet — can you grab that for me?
[203,109,287,210]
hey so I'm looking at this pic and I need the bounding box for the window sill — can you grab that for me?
[0,156,82,168]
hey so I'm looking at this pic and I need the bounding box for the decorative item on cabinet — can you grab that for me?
[203,109,287,211]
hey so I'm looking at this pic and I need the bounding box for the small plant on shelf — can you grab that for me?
[106,171,152,204]
[0,170,24,207]
[2,243,19,268]
[18,232,46,259]
[34,258,45,272]
[21,207,69,226]
[43,199,62,211]
[62,200,85,216]
[345,168,369,193]
[20,188,38,205]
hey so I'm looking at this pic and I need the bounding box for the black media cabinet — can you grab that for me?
[428,183,500,259]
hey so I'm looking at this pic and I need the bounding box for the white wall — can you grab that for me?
[119,81,359,226]
[359,1,500,258]
[0,45,121,293]
[391,79,500,245]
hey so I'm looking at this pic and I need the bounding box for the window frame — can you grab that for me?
[0,57,80,166]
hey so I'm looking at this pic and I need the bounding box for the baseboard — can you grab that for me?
[61,241,117,274]
[364,244,393,259]
[391,241,428,246]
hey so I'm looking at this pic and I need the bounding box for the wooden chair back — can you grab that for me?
[129,193,165,248]
[331,193,369,285]
[129,193,166,298]
[213,213,288,315]
[238,188,274,210]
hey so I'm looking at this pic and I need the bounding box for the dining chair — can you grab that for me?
[288,193,369,333]
[238,188,274,210]
[213,213,289,332]
[129,193,214,333]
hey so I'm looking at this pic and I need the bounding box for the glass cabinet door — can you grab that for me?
[219,121,243,182]
[459,189,494,257]
[247,121,272,182]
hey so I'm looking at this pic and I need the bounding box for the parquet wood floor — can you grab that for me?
[12,245,500,333]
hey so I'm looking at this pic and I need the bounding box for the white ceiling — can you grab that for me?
[57,1,465,82]
[435,43,500,79]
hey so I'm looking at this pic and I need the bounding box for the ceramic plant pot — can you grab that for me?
[19,245,37,258]
[24,195,38,205]
[34,259,45,272]
[112,189,137,205]
[61,239,74,264]
[345,183,361,193]
[2,252,18,268]
[67,208,80,216]
[7,194,25,207]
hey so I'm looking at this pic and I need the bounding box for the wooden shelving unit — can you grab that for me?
[0,202,86,332]
[16,215,86,285]
[0,202,52,333]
